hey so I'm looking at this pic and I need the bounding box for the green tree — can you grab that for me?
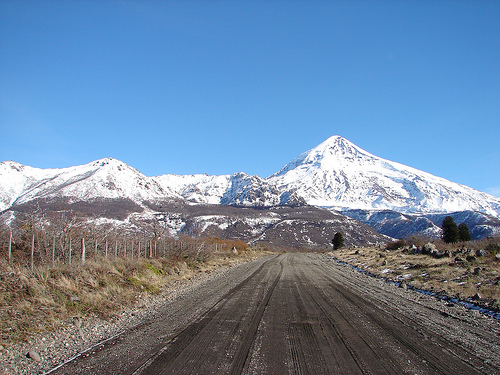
[332,232,344,250]
[458,223,471,242]
[442,216,459,244]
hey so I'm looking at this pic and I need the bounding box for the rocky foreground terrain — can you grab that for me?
[331,244,500,312]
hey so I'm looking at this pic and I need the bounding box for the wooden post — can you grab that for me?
[8,229,12,262]
[69,238,72,265]
[52,236,56,266]
[30,233,35,270]
[81,238,86,265]
[105,239,108,258]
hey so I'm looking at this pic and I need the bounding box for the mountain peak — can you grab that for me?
[321,135,352,147]
[270,136,375,178]
[0,160,25,172]
[268,136,500,216]
[311,136,376,161]
[90,157,124,168]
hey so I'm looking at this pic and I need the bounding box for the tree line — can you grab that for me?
[442,216,471,244]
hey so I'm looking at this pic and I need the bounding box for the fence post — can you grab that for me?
[52,236,56,266]
[69,238,72,265]
[8,229,12,261]
[81,238,86,265]
[30,233,35,270]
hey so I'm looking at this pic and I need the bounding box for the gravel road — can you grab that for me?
[47,253,500,374]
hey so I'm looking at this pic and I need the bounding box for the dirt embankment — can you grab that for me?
[331,246,500,312]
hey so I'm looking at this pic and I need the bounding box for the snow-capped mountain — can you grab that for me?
[155,172,304,207]
[267,136,500,217]
[2,136,500,244]
[3,137,499,217]
[0,158,179,211]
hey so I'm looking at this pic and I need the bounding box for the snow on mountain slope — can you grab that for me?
[343,209,500,240]
[0,161,62,211]
[0,158,179,210]
[155,173,232,205]
[156,172,304,207]
[219,172,304,207]
[267,136,500,216]
[2,136,499,219]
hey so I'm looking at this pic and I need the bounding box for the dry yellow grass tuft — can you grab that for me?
[0,247,270,346]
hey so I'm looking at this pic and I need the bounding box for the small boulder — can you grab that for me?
[27,351,41,362]
[422,243,437,255]
[432,250,446,259]
[471,293,481,301]
[476,249,489,257]
[454,257,464,263]
[473,267,481,275]
[466,255,477,262]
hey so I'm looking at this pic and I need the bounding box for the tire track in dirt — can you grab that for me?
[134,255,283,374]
[316,254,498,374]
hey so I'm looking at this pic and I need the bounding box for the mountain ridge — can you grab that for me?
[2,136,500,245]
[2,136,499,216]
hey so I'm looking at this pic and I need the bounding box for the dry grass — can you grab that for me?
[332,246,500,308]
[0,247,270,346]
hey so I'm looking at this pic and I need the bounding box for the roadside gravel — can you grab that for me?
[0,259,254,375]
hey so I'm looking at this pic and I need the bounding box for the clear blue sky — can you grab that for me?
[1,1,499,196]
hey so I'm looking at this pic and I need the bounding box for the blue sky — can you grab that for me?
[1,1,499,196]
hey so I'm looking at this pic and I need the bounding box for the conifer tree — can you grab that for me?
[458,222,471,242]
[442,216,459,243]
[332,232,344,250]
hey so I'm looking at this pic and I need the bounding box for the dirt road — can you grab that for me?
[50,253,500,374]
